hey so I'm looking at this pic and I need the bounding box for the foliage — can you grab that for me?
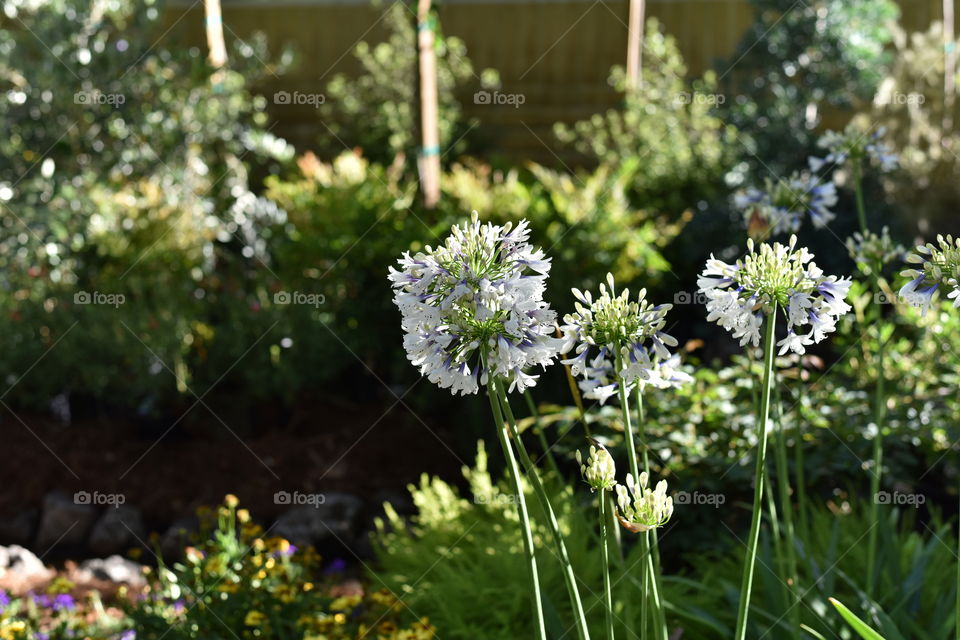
[0,582,122,640]
[372,441,659,639]
[0,0,294,415]
[553,19,737,217]
[872,21,960,232]
[320,1,498,167]
[127,497,436,639]
[719,0,900,175]
[669,501,958,639]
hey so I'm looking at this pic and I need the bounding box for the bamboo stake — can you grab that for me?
[625,0,645,91]
[945,0,956,133]
[204,0,228,69]
[417,0,441,208]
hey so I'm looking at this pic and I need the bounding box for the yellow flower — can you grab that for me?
[237,508,251,523]
[225,494,239,509]
[244,610,267,626]
[329,595,361,612]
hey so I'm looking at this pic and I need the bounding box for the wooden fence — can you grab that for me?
[165,0,959,162]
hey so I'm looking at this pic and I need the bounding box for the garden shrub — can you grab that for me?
[871,21,960,233]
[719,0,900,176]
[553,19,737,218]
[320,1,498,168]
[0,0,293,415]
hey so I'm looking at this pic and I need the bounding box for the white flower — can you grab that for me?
[389,213,563,395]
[577,442,616,492]
[736,165,838,239]
[698,235,852,355]
[900,235,960,313]
[615,472,673,533]
[561,273,680,402]
[811,123,899,173]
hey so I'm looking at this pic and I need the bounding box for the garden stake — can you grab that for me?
[500,389,592,640]
[734,308,777,640]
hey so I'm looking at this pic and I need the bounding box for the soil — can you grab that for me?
[0,394,465,533]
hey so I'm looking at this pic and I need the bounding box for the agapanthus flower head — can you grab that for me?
[736,165,838,239]
[615,472,673,533]
[846,226,905,277]
[576,441,616,492]
[899,234,960,313]
[560,273,678,402]
[810,122,898,173]
[388,213,563,395]
[698,235,852,355]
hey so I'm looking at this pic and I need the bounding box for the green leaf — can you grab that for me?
[830,598,888,640]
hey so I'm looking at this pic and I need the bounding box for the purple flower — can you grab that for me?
[324,557,348,575]
[119,631,137,640]
[52,594,75,611]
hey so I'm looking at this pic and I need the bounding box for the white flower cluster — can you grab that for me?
[900,235,960,313]
[735,162,838,238]
[560,274,680,405]
[388,214,563,396]
[615,472,674,533]
[698,236,852,355]
[577,443,617,492]
[846,226,905,278]
[810,123,898,173]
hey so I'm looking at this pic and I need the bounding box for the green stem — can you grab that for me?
[524,390,562,478]
[763,464,788,612]
[615,354,667,640]
[485,371,547,640]
[794,389,809,542]
[734,307,778,640]
[635,389,668,639]
[600,490,616,640]
[853,160,868,235]
[499,389,591,640]
[639,531,649,640]
[773,384,801,638]
[563,358,592,438]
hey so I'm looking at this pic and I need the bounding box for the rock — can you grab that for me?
[35,491,97,549]
[88,506,146,556]
[0,508,39,546]
[77,555,145,587]
[161,516,199,559]
[273,491,364,547]
[0,545,48,577]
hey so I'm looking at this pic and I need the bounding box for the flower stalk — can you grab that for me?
[502,389,591,640]
[484,367,547,640]
[734,308,778,640]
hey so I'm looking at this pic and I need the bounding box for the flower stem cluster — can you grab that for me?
[698,236,852,355]
[736,165,838,239]
[576,442,616,492]
[614,472,674,533]
[389,213,562,395]
[560,273,678,404]
[900,234,960,312]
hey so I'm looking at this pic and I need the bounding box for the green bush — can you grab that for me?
[320,1,498,167]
